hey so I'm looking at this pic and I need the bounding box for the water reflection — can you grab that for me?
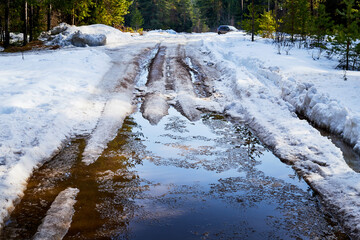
[66,117,147,239]
[1,108,349,240]
[1,140,85,239]
[297,113,360,173]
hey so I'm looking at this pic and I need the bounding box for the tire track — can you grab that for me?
[140,45,171,125]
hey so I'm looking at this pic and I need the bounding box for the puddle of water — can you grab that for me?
[1,108,349,240]
[1,139,86,239]
[298,113,360,172]
[321,131,360,172]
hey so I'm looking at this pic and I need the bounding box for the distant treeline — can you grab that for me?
[0,0,357,37]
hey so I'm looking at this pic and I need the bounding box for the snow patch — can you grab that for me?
[82,94,134,165]
[202,33,360,238]
[33,187,79,240]
[148,29,177,35]
[141,94,169,125]
[0,48,111,226]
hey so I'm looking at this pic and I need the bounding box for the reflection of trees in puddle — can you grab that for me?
[2,113,348,239]
[202,114,264,160]
[66,116,150,239]
[164,116,190,133]
[1,140,84,239]
[151,113,265,173]
[208,173,346,239]
[77,112,269,238]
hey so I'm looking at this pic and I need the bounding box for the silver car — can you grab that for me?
[217,25,237,34]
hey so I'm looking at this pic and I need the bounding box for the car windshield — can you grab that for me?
[228,26,237,31]
[219,26,229,30]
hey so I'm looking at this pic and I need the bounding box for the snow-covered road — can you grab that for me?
[1,25,360,238]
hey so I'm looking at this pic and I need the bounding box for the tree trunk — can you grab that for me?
[0,16,3,43]
[72,8,75,25]
[47,3,52,31]
[251,0,254,42]
[346,39,350,70]
[228,2,231,24]
[275,0,279,42]
[23,0,28,46]
[29,4,33,42]
[4,0,10,48]
[291,0,294,42]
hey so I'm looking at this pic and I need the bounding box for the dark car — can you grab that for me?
[217,25,237,34]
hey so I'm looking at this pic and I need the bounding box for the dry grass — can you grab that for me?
[3,40,60,53]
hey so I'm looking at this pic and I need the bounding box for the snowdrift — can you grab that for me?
[201,33,360,238]
[0,48,111,227]
[40,23,132,47]
[148,29,177,35]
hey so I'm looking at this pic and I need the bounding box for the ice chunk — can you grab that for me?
[33,187,79,240]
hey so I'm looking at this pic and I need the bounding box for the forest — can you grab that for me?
[0,0,359,69]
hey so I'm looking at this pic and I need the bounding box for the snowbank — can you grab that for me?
[0,48,111,226]
[148,29,177,35]
[204,32,360,155]
[10,33,25,43]
[82,94,134,165]
[200,32,360,238]
[281,80,360,153]
[41,23,133,47]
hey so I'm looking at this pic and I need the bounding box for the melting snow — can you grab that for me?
[32,187,79,240]
[1,25,360,237]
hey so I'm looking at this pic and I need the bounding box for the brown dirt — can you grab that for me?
[3,41,59,53]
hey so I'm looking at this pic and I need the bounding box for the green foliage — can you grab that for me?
[75,0,92,23]
[134,0,196,32]
[88,0,132,26]
[191,4,209,32]
[310,4,333,45]
[282,0,311,41]
[196,0,222,28]
[242,3,261,35]
[130,8,144,30]
[331,0,360,70]
[258,10,277,38]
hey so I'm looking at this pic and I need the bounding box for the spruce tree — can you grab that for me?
[130,8,144,30]
[332,0,359,70]
[310,4,333,47]
[258,10,277,39]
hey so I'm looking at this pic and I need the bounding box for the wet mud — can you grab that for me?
[1,108,349,240]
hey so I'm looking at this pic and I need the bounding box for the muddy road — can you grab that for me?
[0,40,350,239]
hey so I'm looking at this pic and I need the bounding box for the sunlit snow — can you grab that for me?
[1,24,360,237]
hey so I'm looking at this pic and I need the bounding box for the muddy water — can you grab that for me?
[1,108,348,240]
[297,114,360,173]
[318,129,360,173]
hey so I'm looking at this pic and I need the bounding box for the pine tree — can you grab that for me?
[310,4,333,47]
[332,0,359,70]
[130,8,144,30]
[242,3,261,37]
[258,10,278,38]
[137,0,162,29]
